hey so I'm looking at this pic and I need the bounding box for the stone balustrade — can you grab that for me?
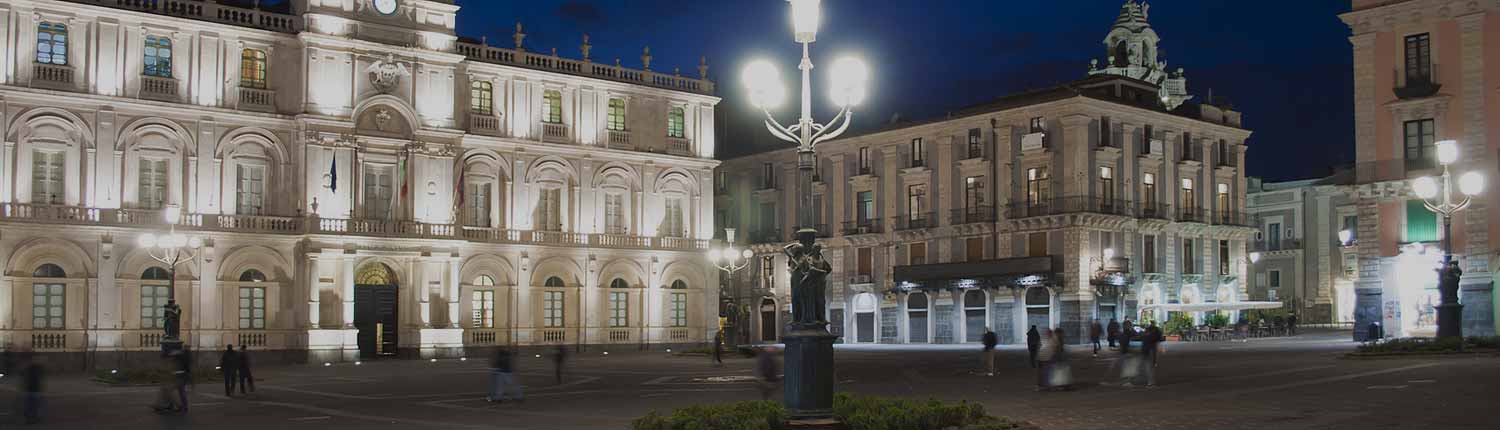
[455,41,715,96]
[63,0,300,33]
[239,87,276,111]
[141,75,180,101]
[33,63,73,85]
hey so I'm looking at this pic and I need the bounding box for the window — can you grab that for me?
[909,242,927,265]
[1100,116,1112,147]
[1343,215,1358,241]
[36,23,68,65]
[544,276,565,288]
[856,247,873,276]
[1267,222,1283,249]
[466,182,492,227]
[1183,239,1196,274]
[240,269,267,282]
[856,191,874,224]
[144,36,173,78]
[1180,178,1196,215]
[1142,173,1157,209]
[32,264,66,329]
[967,128,983,159]
[668,106,686,138]
[542,89,563,123]
[1027,233,1047,258]
[538,187,562,231]
[543,290,564,328]
[141,268,171,329]
[1269,270,1282,288]
[1404,119,1436,166]
[606,98,627,131]
[139,158,168,210]
[1099,166,1115,203]
[1142,124,1155,154]
[240,49,268,89]
[762,255,776,289]
[608,279,629,327]
[664,197,685,238]
[470,81,494,115]
[1404,33,1432,82]
[910,138,926,167]
[1406,200,1438,242]
[761,163,776,189]
[906,184,927,221]
[472,290,495,328]
[968,237,987,261]
[1217,183,1231,219]
[31,150,64,205]
[964,176,985,212]
[1219,240,1231,275]
[1217,139,1230,165]
[670,289,688,328]
[364,165,394,220]
[1027,167,1050,207]
[237,164,266,215]
[858,147,871,174]
[604,193,626,234]
[1029,116,1045,133]
[758,202,776,236]
[716,171,728,193]
[238,287,266,329]
[1144,235,1157,273]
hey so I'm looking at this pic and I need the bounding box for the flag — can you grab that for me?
[455,162,466,210]
[328,154,337,194]
[391,155,407,219]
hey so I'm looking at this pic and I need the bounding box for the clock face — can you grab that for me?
[373,0,398,15]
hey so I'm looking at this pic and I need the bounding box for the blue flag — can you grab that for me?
[329,154,338,194]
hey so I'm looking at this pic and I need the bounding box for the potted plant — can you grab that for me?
[1163,313,1195,341]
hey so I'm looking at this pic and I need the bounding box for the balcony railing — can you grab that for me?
[1139,202,1171,220]
[1177,207,1207,223]
[454,40,714,95]
[608,130,633,149]
[469,329,500,345]
[667,137,692,156]
[1394,64,1442,100]
[1214,210,1253,227]
[749,228,783,244]
[63,0,301,33]
[1005,197,1135,219]
[1253,239,1304,252]
[950,206,997,224]
[141,75,180,101]
[471,113,501,135]
[841,219,883,235]
[891,213,937,231]
[239,87,275,111]
[542,122,569,143]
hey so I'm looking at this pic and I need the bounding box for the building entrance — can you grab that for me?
[354,263,399,358]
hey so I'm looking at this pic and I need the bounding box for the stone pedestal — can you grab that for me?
[783,327,837,420]
[160,337,184,355]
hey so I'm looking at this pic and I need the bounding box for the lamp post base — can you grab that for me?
[783,326,837,420]
[1437,303,1464,339]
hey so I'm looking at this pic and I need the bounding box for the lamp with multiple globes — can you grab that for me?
[1410,139,1484,339]
[137,204,202,348]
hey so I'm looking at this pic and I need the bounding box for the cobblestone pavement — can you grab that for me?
[6,330,1496,429]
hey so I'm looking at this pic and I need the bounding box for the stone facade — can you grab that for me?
[1245,175,1359,324]
[0,0,722,369]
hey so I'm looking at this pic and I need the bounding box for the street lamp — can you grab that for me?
[710,228,755,345]
[137,204,202,352]
[741,0,868,420]
[1412,139,1484,339]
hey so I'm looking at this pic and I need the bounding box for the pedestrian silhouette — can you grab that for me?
[1026,325,1041,368]
[238,349,255,394]
[488,347,523,403]
[219,344,240,396]
[552,344,568,385]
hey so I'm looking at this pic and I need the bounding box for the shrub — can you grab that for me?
[631,400,785,430]
[1163,313,1195,337]
[1204,313,1231,329]
[1355,336,1500,354]
[632,393,1024,430]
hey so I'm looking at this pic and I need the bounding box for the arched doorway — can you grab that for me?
[963,290,987,343]
[759,297,778,342]
[1025,287,1051,330]
[907,293,929,343]
[852,293,877,343]
[355,262,399,358]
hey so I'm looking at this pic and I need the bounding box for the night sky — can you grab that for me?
[447,0,1354,182]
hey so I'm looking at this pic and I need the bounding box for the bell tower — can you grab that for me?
[1087,0,1193,110]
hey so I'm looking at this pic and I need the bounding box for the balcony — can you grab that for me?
[141,75,180,101]
[470,112,502,135]
[856,166,873,176]
[607,130,633,150]
[1139,203,1171,220]
[542,122,569,143]
[239,87,276,112]
[1394,65,1442,100]
[950,206,997,224]
[841,219,883,235]
[667,137,692,156]
[1177,207,1208,223]
[966,146,984,160]
[749,228,783,244]
[1005,197,1135,219]
[1253,239,1304,252]
[891,213,937,231]
[33,63,74,87]
[1214,210,1253,227]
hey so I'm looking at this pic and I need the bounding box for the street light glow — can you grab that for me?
[1338,229,1353,245]
[164,204,183,225]
[789,0,821,43]
[138,233,158,249]
[1249,252,1262,264]
[829,57,869,107]
[1413,176,1439,199]
[742,59,786,109]
[1436,140,1459,165]
[1459,171,1485,196]
[1103,248,1115,260]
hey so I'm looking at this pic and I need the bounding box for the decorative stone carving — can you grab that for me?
[366,54,409,94]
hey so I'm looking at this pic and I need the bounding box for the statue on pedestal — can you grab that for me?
[784,233,832,328]
[163,299,183,339]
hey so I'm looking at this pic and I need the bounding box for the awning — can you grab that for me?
[1138,301,1283,312]
[891,256,1056,291]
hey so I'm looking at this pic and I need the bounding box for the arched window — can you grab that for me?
[141,267,172,329]
[907,293,928,310]
[142,267,171,280]
[470,81,494,115]
[544,276,566,288]
[667,106,686,138]
[474,275,496,287]
[606,98,627,131]
[144,36,173,78]
[33,263,66,278]
[1025,287,1050,306]
[670,280,687,289]
[240,48,268,89]
[239,269,267,283]
[964,290,986,308]
[907,292,929,343]
[610,278,629,289]
[542,90,562,123]
[608,278,629,327]
[36,23,68,65]
[472,275,496,328]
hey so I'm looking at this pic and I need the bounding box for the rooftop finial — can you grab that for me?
[580,33,592,61]
[513,21,526,51]
[698,56,709,79]
[551,47,558,57]
[674,67,681,77]
[641,46,653,71]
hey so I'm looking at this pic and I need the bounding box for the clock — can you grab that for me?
[373,0,399,15]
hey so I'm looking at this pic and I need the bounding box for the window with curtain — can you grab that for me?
[856,191,874,224]
[141,267,170,329]
[1180,178,1196,216]
[1099,166,1114,203]
[139,158,168,210]
[32,150,64,205]
[1406,199,1438,242]
[466,183,491,227]
[472,290,495,328]
[1404,33,1432,81]
[664,197,685,238]
[36,23,68,65]
[1404,119,1435,166]
[910,138,925,167]
[144,36,173,77]
[604,193,625,234]
[608,279,629,327]
[538,187,562,231]
[907,184,927,221]
[607,98,627,131]
[240,49,268,89]
[965,176,985,211]
[470,81,494,115]
[239,287,266,329]
[542,90,562,123]
[1216,183,1230,215]
[1143,173,1157,208]
[667,106,686,138]
[1027,167,1050,208]
[237,164,265,215]
[858,147,871,174]
[543,290,564,328]
[363,165,393,220]
[762,255,776,289]
[32,264,66,330]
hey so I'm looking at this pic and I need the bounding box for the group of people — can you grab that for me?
[486,344,571,403]
[218,345,256,397]
[153,347,195,413]
[972,317,1166,391]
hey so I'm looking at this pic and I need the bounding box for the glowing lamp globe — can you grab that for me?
[1338,229,1353,245]
[742,249,754,259]
[789,0,821,43]
[829,57,869,107]
[742,60,785,109]
[1436,140,1459,165]
[1459,171,1485,196]
[1412,176,1439,199]
[138,234,159,249]
[708,249,724,262]
[1103,248,1115,260]
[164,204,183,224]
[1249,252,1262,264]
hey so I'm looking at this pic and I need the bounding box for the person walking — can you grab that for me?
[488,347,522,403]
[21,354,43,424]
[1288,314,1299,336]
[1050,328,1072,391]
[552,345,568,385]
[1025,325,1041,368]
[172,348,193,412]
[1106,318,1120,348]
[712,331,724,366]
[1088,320,1103,357]
[1119,319,1135,354]
[755,346,781,400]
[1035,329,1055,391]
[1140,324,1162,387]
[237,349,255,394]
[219,345,240,397]
[981,327,998,376]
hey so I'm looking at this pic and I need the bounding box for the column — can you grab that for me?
[341,256,355,328]
[950,289,965,343]
[307,255,321,329]
[447,255,461,328]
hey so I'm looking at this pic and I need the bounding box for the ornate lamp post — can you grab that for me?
[1411,140,1484,339]
[137,204,203,352]
[709,228,755,345]
[741,0,868,421]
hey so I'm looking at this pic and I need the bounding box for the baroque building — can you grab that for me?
[0,0,721,367]
[1341,0,1499,339]
[716,2,1251,345]
[1245,174,1359,324]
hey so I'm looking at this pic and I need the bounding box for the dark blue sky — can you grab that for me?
[451,0,1354,181]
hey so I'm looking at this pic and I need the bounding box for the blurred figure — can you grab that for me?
[219,344,239,397]
[1236,318,1250,342]
[1034,328,1054,390]
[21,353,43,424]
[1049,328,1071,391]
[171,348,192,412]
[1106,318,1120,348]
[1288,314,1299,336]
[1119,319,1135,354]
[1089,320,1103,357]
[488,347,522,403]
[153,353,179,413]
[1367,321,1384,344]
[1140,324,1162,387]
[1025,325,1040,368]
[981,327,998,376]
[552,344,567,385]
[711,331,724,367]
[238,349,255,394]
[755,346,781,401]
